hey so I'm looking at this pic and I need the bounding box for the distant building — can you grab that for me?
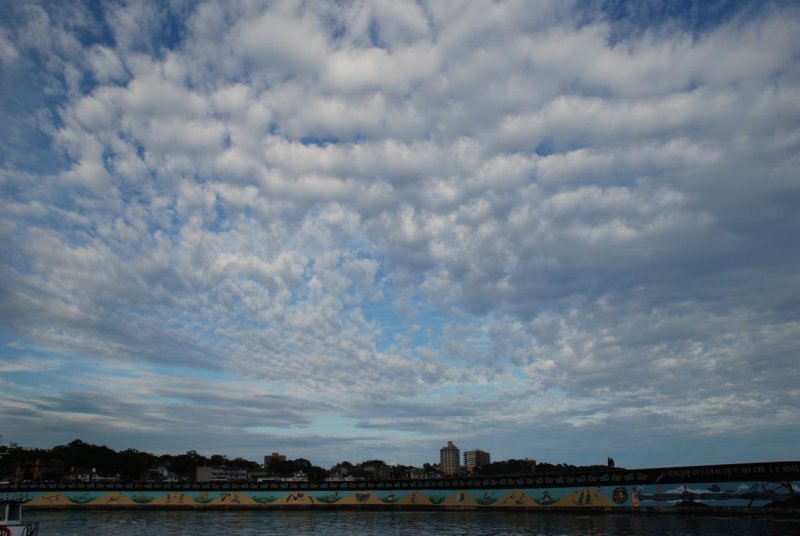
[282,471,308,482]
[325,472,354,482]
[360,463,391,480]
[404,467,440,480]
[64,467,96,482]
[464,449,491,472]
[195,466,249,483]
[440,441,461,475]
[142,465,179,482]
[264,452,286,468]
[14,459,64,481]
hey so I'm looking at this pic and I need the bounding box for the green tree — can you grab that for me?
[115,448,157,480]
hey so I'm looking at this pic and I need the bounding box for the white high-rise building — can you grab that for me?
[440,441,460,475]
[464,449,491,472]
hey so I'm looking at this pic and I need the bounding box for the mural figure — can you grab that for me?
[318,492,340,504]
[193,492,213,504]
[612,487,628,505]
[574,488,592,505]
[536,490,554,505]
[221,493,240,504]
[477,492,496,505]
[503,492,525,505]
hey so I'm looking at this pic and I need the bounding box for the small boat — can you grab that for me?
[0,498,39,536]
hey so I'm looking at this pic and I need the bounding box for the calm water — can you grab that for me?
[29,509,800,535]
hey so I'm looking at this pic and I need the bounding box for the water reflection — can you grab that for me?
[32,509,800,536]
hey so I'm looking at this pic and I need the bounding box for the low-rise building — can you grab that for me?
[13,460,64,481]
[142,465,179,482]
[195,466,249,483]
[404,467,440,480]
[264,452,286,467]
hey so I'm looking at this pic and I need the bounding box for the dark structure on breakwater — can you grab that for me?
[2,461,798,513]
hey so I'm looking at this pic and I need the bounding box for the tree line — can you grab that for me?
[1,439,618,482]
[0,439,260,481]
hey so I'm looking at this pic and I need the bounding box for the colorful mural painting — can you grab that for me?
[2,462,798,512]
[0,481,796,510]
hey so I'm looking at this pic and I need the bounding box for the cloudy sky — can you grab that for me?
[1,0,798,470]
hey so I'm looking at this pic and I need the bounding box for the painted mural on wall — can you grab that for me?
[1,480,797,510]
[3,462,798,511]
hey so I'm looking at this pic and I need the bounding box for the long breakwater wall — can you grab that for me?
[2,461,798,513]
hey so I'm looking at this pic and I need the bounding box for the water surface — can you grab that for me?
[30,509,800,535]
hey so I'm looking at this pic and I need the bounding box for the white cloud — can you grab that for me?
[233,0,329,78]
[87,44,128,84]
[0,0,798,467]
[0,30,19,64]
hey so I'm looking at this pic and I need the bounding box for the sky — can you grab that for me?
[0,0,799,470]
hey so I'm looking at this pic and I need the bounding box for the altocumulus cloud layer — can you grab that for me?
[1,0,798,467]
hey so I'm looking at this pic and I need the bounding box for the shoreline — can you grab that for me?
[5,461,798,515]
[24,503,800,518]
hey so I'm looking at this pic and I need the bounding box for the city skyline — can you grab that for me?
[1,0,799,469]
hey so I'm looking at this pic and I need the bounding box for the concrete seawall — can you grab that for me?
[3,461,798,514]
